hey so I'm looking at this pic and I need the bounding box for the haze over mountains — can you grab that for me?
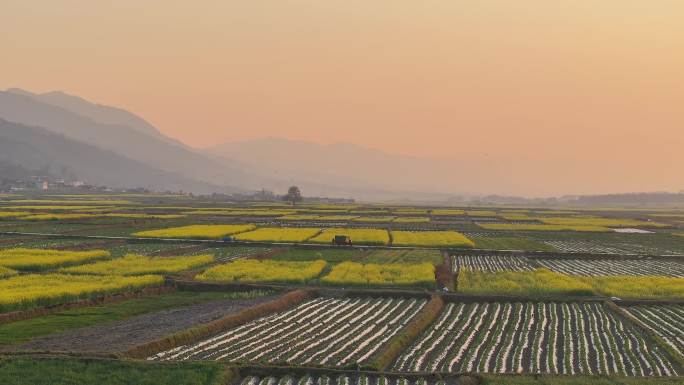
[0,88,474,200]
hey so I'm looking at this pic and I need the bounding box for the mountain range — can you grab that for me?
[0,88,474,200]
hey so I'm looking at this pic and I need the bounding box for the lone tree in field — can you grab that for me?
[283,186,302,206]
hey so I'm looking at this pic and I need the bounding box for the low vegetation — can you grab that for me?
[270,248,362,262]
[196,259,326,284]
[0,290,271,346]
[479,223,611,232]
[363,249,443,265]
[0,274,164,313]
[62,254,214,275]
[457,269,594,296]
[458,268,684,299]
[233,227,321,242]
[321,261,435,287]
[0,248,110,271]
[391,231,475,248]
[393,217,430,223]
[133,224,256,239]
[309,228,390,245]
[0,211,31,218]
[21,213,97,221]
[0,357,227,385]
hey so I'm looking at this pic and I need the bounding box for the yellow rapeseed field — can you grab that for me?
[0,274,163,312]
[352,216,396,223]
[0,211,31,218]
[196,259,326,284]
[0,266,18,278]
[321,261,435,287]
[393,217,430,223]
[391,231,475,248]
[0,248,110,271]
[62,253,214,275]
[103,213,186,219]
[133,224,256,239]
[278,215,320,221]
[309,228,390,245]
[21,213,98,221]
[316,215,359,221]
[233,227,321,243]
[431,209,465,216]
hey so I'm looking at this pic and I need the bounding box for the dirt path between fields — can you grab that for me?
[6,294,279,354]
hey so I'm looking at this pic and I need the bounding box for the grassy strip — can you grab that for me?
[367,293,444,370]
[0,291,269,346]
[0,355,229,385]
[124,289,313,358]
[604,300,684,369]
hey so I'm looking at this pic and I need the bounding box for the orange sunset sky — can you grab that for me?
[1,1,682,196]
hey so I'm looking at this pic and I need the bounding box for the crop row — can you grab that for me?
[150,297,427,366]
[543,240,683,256]
[536,258,684,277]
[452,255,535,273]
[392,302,677,376]
[238,374,443,385]
[622,305,683,358]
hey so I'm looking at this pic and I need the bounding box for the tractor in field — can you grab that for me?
[332,235,352,246]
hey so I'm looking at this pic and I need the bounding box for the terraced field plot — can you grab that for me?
[237,373,449,385]
[536,258,684,277]
[133,224,256,239]
[392,302,677,376]
[390,231,474,248]
[543,240,684,256]
[309,228,390,245]
[234,227,321,243]
[151,296,427,366]
[622,305,684,358]
[452,255,535,272]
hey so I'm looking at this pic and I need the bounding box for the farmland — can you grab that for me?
[62,253,214,275]
[391,231,475,248]
[151,296,427,367]
[453,254,535,272]
[622,305,683,358]
[536,258,684,277]
[0,194,684,383]
[393,301,677,375]
[0,248,110,271]
[0,274,163,312]
[320,262,435,287]
[196,259,327,284]
[234,227,322,243]
[133,224,256,239]
[309,228,390,245]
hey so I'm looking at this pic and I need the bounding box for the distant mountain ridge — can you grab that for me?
[0,89,253,192]
[0,118,226,192]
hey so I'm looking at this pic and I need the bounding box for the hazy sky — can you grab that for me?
[1,1,682,195]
